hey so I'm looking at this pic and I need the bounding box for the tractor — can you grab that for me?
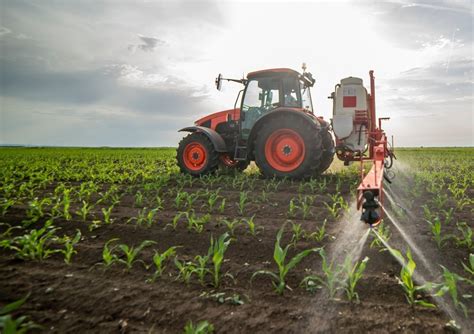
[177,65,335,179]
[176,65,395,225]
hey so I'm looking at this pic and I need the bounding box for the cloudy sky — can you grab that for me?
[0,0,472,147]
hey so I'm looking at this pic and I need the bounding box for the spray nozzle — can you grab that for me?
[361,191,381,226]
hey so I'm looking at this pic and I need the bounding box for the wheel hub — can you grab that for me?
[282,145,292,156]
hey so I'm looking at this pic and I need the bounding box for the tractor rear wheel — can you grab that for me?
[177,132,219,176]
[318,129,335,173]
[219,154,249,172]
[254,115,322,179]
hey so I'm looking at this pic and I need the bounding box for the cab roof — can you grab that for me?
[247,68,300,79]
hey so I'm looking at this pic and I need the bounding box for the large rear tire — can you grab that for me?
[177,132,219,176]
[254,115,322,179]
[318,129,335,173]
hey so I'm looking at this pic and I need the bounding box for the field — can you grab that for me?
[1,147,473,333]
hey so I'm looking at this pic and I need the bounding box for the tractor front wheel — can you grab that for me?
[254,115,322,179]
[177,132,219,176]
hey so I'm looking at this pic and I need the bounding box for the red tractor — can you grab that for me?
[177,65,335,179]
[177,65,395,226]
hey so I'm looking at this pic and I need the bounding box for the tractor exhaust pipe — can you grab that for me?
[360,191,381,226]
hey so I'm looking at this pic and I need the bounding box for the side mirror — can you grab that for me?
[215,73,223,91]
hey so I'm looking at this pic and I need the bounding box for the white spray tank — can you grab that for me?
[331,77,370,159]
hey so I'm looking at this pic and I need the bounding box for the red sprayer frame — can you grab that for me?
[353,71,392,221]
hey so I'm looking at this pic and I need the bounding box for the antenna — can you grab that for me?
[302,62,307,73]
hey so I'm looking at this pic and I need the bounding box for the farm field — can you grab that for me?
[0,147,473,333]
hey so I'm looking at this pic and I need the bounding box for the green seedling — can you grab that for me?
[343,255,369,303]
[209,232,232,287]
[100,238,119,268]
[76,200,93,221]
[426,217,446,249]
[135,191,144,207]
[290,222,304,247]
[455,222,473,250]
[433,266,468,317]
[193,254,211,286]
[462,254,474,279]
[149,246,178,281]
[0,293,42,333]
[61,229,82,264]
[218,198,226,214]
[184,320,214,334]
[370,221,391,249]
[117,240,157,270]
[253,226,319,294]
[0,219,62,261]
[174,258,196,284]
[221,218,240,237]
[241,215,261,236]
[237,191,248,215]
[304,219,328,243]
[101,205,114,224]
[391,248,435,308]
[0,198,15,216]
[302,249,342,298]
[167,212,187,230]
[287,198,298,218]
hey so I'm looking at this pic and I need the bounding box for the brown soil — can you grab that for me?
[1,171,472,333]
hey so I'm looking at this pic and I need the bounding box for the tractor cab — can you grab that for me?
[240,69,315,139]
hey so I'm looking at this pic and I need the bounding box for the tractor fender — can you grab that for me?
[247,108,322,160]
[179,126,227,152]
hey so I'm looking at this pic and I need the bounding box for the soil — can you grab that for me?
[1,164,473,333]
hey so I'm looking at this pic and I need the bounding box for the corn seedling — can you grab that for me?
[442,208,454,225]
[101,205,114,224]
[193,254,211,285]
[290,222,304,247]
[155,195,164,211]
[391,248,435,308]
[218,198,226,214]
[100,238,119,268]
[76,200,93,221]
[0,293,42,333]
[117,240,157,270]
[174,258,196,284]
[209,232,232,287]
[167,212,187,230]
[237,191,248,215]
[305,219,328,243]
[369,221,391,249]
[433,266,468,317]
[135,191,144,207]
[0,198,15,216]
[302,249,343,298]
[0,219,62,261]
[27,197,51,221]
[343,255,369,303]
[186,211,211,233]
[455,222,473,250]
[150,246,178,281]
[462,254,474,279]
[241,215,261,236]
[253,226,319,294]
[184,320,214,334]
[426,217,446,249]
[60,229,81,264]
[287,198,298,218]
[221,218,240,237]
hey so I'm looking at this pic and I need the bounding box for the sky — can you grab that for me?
[0,0,472,147]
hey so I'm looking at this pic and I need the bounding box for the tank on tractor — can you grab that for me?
[177,66,335,179]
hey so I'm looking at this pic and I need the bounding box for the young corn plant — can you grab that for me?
[287,198,298,218]
[455,222,473,250]
[117,240,157,271]
[426,217,446,249]
[186,211,211,233]
[174,258,196,284]
[135,191,144,207]
[304,219,328,243]
[184,320,214,334]
[220,218,240,237]
[209,232,232,287]
[237,191,248,215]
[433,266,468,317]
[0,293,42,333]
[241,215,262,236]
[193,254,211,286]
[369,221,391,249]
[76,200,93,222]
[166,212,187,230]
[0,219,62,261]
[290,222,304,247]
[101,205,114,224]
[343,255,369,303]
[218,198,226,214]
[252,226,319,294]
[462,253,474,278]
[391,248,435,308]
[302,249,343,298]
[100,238,119,268]
[60,229,82,264]
[0,198,15,216]
[149,246,178,281]
[299,195,314,219]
